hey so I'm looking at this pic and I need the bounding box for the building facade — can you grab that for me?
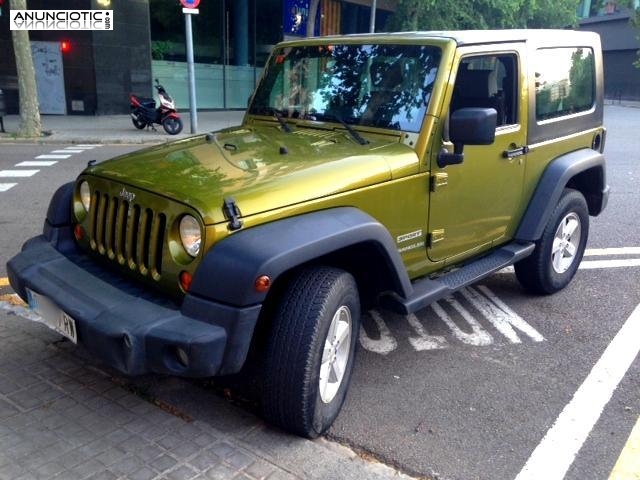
[2,0,638,115]
[0,0,395,115]
[577,0,640,101]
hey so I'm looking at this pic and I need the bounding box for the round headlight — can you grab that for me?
[179,215,202,257]
[79,181,91,211]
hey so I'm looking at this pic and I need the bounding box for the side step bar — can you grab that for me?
[380,242,535,315]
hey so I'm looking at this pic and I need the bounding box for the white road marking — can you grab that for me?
[466,286,544,343]
[51,149,84,154]
[585,247,640,256]
[515,303,640,480]
[15,161,58,167]
[498,246,640,274]
[433,297,493,346]
[74,145,99,148]
[35,154,71,159]
[579,259,640,269]
[0,170,39,177]
[407,313,447,351]
[0,183,17,192]
[360,286,543,354]
[359,310,398,355]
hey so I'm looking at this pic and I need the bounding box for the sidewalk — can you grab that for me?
[0,301,409,480]
[0,111,413,479]
[0,111,246,144]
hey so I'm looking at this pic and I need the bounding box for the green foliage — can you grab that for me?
[633,5,640,69]
[151,41,172,61]
[384,0,580,31]
[567,48,595,108]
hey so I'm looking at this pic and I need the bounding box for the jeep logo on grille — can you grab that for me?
[119,188,136,203]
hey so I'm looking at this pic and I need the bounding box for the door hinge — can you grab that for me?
[428,229,445,247]
[430,172,448,192]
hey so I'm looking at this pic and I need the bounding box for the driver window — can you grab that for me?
[451,54,519,127]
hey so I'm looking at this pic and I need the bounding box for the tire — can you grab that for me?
[162,116,183,135]
[262,266,360,438]
[515,188,589,294]
[131,114,147,130]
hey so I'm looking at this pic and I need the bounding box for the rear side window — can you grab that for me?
[535,47,595,121]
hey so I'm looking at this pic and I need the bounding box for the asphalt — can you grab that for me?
[0,111,413,480]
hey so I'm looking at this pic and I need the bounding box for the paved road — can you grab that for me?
[1,105,639,479]
[329,105,640,479]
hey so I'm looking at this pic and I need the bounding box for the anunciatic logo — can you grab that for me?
[10,10,113,31]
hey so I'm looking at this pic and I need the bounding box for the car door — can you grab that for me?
[427,45,528,263]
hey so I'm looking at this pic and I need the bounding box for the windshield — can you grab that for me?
[249,43,441,133]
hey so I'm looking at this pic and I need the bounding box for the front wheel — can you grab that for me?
[515,188,589,294]
[162,116,183,135]
[262,267,360,438]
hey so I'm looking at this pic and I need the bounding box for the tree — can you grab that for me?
[10,0,41,137]
[307,0,320,37]
[385,0,579,31]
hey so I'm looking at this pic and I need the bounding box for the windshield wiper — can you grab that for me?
[273,109,292,133]
[323,114,368,146]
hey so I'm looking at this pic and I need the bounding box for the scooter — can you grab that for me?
[129,79,183,135]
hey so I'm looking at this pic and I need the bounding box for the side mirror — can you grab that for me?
[438,108,497,168]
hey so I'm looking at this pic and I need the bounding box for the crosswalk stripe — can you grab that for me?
[0,170,39,177]
[0,183,18,192]
[35,154,71,159]
[16,161,58,167]
[74,145,98,148]
[51,149,84,154]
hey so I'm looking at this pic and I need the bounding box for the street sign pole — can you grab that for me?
[180,0,200,134]
[184,10,197,134]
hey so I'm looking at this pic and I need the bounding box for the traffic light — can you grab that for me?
[60,40,71,54]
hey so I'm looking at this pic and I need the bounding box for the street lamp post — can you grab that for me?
[370,0,377,33]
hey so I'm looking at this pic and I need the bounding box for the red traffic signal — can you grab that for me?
[60,40,71,53]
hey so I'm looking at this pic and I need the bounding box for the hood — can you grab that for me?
[85,125,417,224]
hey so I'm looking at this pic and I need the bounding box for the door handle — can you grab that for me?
[503,145,529,159]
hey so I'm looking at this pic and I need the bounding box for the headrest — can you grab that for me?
[456,69,494,99]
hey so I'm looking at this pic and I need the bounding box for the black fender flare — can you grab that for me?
[189,207,413,307]
[42,181,77,253]
[46,181,74,226]
[515,149,608,242]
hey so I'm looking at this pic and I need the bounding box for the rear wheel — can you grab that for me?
[262,266,360,438]
[162,116,183,135]
[515,188,589,294]
[131,114,146,129]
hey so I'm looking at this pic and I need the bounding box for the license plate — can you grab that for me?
[26,289,78,344]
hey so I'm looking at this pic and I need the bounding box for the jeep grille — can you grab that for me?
[88,191,167,280]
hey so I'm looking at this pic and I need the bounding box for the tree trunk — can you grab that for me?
[307,0,320,37]
[10,0,42,138]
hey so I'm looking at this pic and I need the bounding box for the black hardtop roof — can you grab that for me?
[282,29,601,48]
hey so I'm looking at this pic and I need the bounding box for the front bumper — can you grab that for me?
[7,235,261,377]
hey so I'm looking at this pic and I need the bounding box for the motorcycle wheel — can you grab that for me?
[131,114,147,130]
[162,117,183,135]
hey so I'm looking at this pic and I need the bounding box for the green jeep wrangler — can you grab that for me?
[8,30,608,438]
